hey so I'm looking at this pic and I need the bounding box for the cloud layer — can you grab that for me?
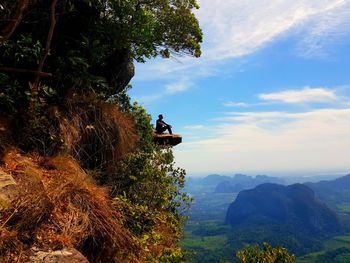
[175,86,350,174]
[258,87,337,104]
[197,0,350,60]
[135,0,350,83]
[175,107,350,174]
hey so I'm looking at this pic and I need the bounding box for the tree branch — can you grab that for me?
[0,67,52,77]
[31,0,57,97]
[31,0,58,93]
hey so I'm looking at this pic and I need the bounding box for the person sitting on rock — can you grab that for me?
[156,114,172,134]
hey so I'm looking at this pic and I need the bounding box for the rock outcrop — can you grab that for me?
[0,171,17,210]
[30,248,89,263]
[153,132,182,146]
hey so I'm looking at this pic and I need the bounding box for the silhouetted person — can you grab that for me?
[156,114,172,134]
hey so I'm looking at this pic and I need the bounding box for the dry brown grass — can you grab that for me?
[0,150,141,263]
[44,156,140,262]
[1,149,53,231]
[0,94,143,262]
[0,228,26,263]
[0,149,52,262]
[60,94,139,172]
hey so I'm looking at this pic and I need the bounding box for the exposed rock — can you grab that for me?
[0,170,16,189]
[153,132,182,146]
[0,170,18,210]
[91,48,135,94]
[106,48,135,94]
[1,150,53,229]
[30,248,90,263]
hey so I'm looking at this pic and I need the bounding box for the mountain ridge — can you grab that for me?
[226,183,344,237]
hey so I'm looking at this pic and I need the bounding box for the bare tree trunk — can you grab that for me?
[31,0,58,95]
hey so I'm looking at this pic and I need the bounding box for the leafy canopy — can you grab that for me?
[108,89,191,261]
[102,0,203,60]
[0,0,202,110]
[236,242,296,263]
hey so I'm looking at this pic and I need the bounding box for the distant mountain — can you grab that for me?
[184,174,231,194]
[226,183,344,237]
[201,174,231,185]
[185,174,285,194]
[214,174,285,193]
[215,181,244,193]
[305,174,350,210]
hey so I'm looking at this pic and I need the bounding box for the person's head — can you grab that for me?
[158,114,163,120]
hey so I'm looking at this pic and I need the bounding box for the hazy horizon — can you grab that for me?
[185,169,350,179]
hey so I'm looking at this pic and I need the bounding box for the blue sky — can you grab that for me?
[129,0,350,177]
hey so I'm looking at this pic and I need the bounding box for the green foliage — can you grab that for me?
[111,91,189,212]
[236,242,295,263]
[108,90,191,261]
[99,0,203,61]
[1,35,42,65]
[0,35,44,113]
[0,73,22,112]
[0,0,202,97]
[0,0,200,260]
[0,0,202,153]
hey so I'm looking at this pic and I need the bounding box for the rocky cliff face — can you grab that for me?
[226,183,344,236]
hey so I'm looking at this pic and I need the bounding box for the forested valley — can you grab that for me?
[182,174,350,263]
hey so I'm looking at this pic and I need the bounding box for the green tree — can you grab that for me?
[0,0,202,101]
[236,242,296,263]
[1,1,200,261]
[0,0,202,153]
[108,90,191,261]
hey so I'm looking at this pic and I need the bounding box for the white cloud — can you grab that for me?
[165,82,189,94]
[297,1,350,58]
[174,107,350,174]
[223,102,250,107]
[133,0,350,86]
[183,125,206,130]
[136,79,192,103]
[197,0,349,60]
[258,87,338,104]
[137,93,162,103]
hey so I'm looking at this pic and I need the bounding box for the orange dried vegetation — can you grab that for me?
[60,95,139,170]
[0,150,141,263]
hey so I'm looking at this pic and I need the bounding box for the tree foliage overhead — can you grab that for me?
[0,0,202,101]
[0,0,202,152]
